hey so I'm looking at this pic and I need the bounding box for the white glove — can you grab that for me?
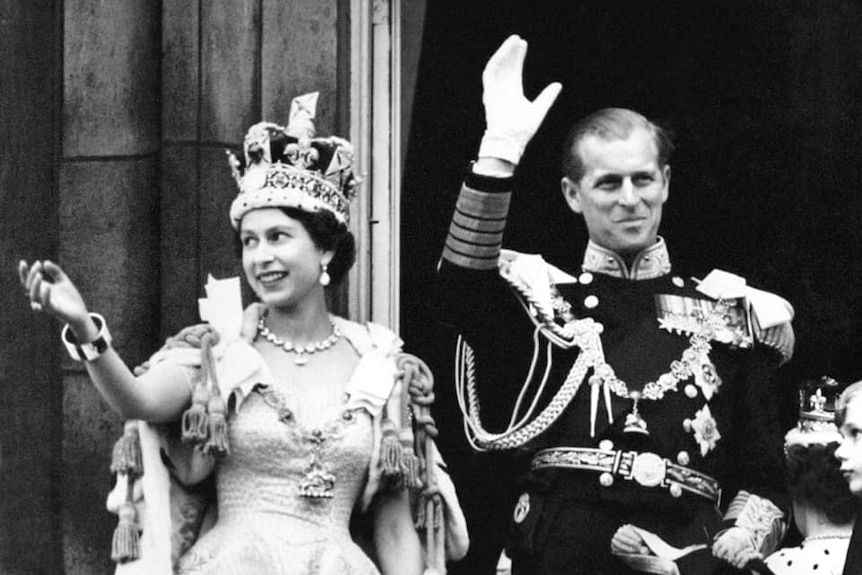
[478,35,562,166]
[611,524,650,556]
[712,527,762,570]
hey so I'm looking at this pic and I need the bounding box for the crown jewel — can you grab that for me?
[228,92,357,227]
[785,375,842,448]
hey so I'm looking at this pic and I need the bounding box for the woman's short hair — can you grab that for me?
[234,207,356,286]
[786,442,860,525]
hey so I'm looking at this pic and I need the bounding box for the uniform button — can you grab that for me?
[683,418,693,432]
[584,295,599,309]
[599,472,614,487]
[672,276,685,288]
[599,439,614,451]
[677,451,690,466]
[578,272,594,285]
[685,384,698,398]
[670,484,683,498]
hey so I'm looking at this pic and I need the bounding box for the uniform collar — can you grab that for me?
[581,237,671,280]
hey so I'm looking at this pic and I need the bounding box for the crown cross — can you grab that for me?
[284,142,318,169]
[809,388,827,413]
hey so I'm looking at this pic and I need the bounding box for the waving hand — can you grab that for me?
[478,35,562,166]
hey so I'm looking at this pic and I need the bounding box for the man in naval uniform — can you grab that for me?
[437,35,795,574]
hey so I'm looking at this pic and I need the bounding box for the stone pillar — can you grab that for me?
[160,0,342,336]
[2,1,345,573]
[61,0,161,572]
[0,1,64,572]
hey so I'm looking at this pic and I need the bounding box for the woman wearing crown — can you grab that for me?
[18,93,467,575]
[764,379,860,575]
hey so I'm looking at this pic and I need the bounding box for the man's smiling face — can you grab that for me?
[562,126,670,256]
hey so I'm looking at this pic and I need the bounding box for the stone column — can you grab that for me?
[62,0,161,572]
[0,1,64,572]
[160,0,342,336]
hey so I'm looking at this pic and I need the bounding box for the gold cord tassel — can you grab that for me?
[109,423,143,565]
[110,421,143,476]
[395,352,449,574]
[433,494,444,529]
[182,381,210,444]
[400,445,421,489]
[203,390,229,458]
[415,495,428,529]
[110,499,140,563]
[380,418,404,480]
[201,334,230,458]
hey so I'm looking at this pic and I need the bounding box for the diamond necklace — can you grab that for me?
[258,318,342,365]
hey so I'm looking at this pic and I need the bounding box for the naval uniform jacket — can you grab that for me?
[437,171,788,573]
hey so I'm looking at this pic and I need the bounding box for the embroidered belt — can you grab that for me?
[531,447,721,504]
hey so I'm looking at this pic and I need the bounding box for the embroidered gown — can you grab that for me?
[175,378,380,575]
[109,315,469,575]
[155,318,404,575]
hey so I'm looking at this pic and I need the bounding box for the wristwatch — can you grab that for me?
[62,313,112,361]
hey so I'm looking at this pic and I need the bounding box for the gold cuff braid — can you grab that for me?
[442,185,511,270]
[723,490,785,555]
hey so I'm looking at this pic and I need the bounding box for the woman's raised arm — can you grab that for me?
[19,259,191,422]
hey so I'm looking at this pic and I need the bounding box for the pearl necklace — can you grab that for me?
[258,318,342,365]
[804,532,852,542]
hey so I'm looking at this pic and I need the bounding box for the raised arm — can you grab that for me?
[19,259,191,422]
[441,35,561,275]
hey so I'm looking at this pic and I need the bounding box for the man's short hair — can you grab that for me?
[561,108,675,182]
[836,380,862,427]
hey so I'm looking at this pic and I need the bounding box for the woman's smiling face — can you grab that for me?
[239,208,329,310]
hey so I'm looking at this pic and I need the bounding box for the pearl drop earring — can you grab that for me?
[320,261,331,286]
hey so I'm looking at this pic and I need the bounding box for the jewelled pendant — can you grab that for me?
[299,463,336,498]
[624,397,649,435]
[294,352,309,366]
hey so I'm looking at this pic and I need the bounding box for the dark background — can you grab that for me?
[400,3,862,568]
[402,0,862,440]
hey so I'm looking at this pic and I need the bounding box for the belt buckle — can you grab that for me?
[629,452,666,487]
